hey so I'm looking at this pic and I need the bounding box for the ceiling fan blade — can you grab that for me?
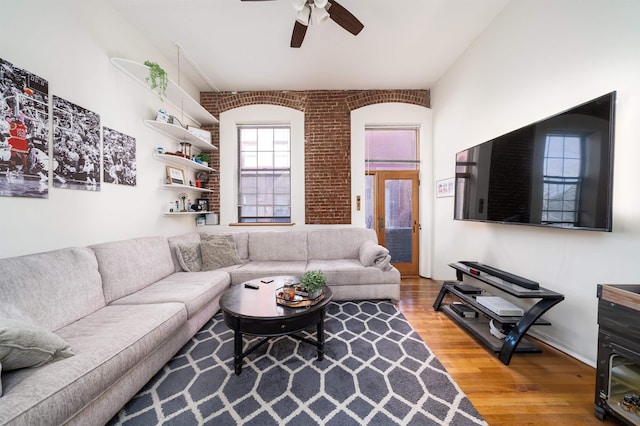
[327,0,364,36]
[290,21,308,48]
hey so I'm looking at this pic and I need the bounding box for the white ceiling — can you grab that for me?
[107,0,510,92]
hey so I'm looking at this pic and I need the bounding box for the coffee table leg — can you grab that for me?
[317,309,325,361]
[234,329,243,375]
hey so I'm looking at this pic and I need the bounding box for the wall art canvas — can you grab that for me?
[103,126,136,186]
[52,96,101,191]
[0,57,50,198]
[436,177,455,198]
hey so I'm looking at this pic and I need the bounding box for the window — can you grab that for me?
[238,126,291,223]
[365,127,419,171]
[542,134,582,225]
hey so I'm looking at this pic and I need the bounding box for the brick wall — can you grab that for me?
[200,89,430,224]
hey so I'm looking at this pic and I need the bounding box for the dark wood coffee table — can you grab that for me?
[219,275,333,375]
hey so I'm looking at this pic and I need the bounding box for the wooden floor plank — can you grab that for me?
[397,277,623,426]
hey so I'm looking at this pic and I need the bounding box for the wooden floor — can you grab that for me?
[397,277,623,426]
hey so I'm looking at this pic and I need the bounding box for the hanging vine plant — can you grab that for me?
[144,60,168,100]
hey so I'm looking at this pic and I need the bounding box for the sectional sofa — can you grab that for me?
[0,227,399,425]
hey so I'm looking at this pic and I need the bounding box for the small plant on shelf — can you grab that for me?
[195,153,210,165]
[300,270,326,299]
[144,60,168,100]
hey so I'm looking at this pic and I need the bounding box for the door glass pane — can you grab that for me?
[365,175,374,229]
[385,179,412,263]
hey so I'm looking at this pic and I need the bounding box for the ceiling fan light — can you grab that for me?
[311,4,330,25]
[314,0,328,8]
[296,4,311,26]
[292,0,306,12]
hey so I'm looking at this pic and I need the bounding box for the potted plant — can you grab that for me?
[196,152,210,167]
[144,60,168,100]
[300,270,326,299]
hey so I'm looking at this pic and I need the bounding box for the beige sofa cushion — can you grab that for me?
[307,228,377,260]
[229,261,307,284]
[110,271,230,318]
[0,247,105,331]
[91,237,175,304]
[0,303,186,425]
[248,231,308,261]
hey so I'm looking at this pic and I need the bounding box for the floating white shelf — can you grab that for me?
[163,211,208,216]
[144,120,217,152]
[162,183,213,193]
[111,57,218,127]
[153,153,215,172]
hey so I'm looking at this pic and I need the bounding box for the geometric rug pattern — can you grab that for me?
[108,301,487,425]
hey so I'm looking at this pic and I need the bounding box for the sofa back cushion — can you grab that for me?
[307,228,378,260]
[0,247,105,331]
[248,231,308,261]
[90,236,174,304]
[231,232,249,261]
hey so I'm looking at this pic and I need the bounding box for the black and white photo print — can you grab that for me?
[0,57,50,198]
[103,126,136,186]
[52,96,101,191]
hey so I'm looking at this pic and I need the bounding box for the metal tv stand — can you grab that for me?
[433,262,564,365]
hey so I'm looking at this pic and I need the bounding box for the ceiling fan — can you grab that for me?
[241,0,364,48]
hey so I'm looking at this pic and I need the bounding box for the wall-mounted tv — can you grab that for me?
[454,91,616,232]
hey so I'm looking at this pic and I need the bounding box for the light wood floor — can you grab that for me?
[397,277,622,426]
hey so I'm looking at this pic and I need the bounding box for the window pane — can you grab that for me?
[241,152,257,168]
[274,152,290,168]
[240,128,257,144]
[257,152,273,168]
[257,128,274,151]
[365,128,418,171]
[563,159,580,177]
[238,125,291,223]
[542,134,582,225]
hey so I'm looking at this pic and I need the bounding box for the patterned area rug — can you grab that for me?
[109,301,486,425]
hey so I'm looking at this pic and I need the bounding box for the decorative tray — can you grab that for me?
[276,287,324,307]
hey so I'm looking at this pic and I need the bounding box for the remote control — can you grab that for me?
[244,283,260,290]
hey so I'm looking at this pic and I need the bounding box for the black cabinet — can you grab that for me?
[433,262,564,365]
[594,284,640,425]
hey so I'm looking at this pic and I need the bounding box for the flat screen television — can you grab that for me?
[454,91,616,232]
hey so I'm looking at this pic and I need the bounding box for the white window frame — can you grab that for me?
[218,105,305,226]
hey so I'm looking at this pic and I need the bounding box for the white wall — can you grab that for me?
[431,0,640,365]
[0,0,203,258]
[350,103,433,277]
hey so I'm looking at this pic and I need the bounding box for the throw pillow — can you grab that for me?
[359,242,390,267]
[0,319,74,372]
[175,242,202,272]
[200,239,243,271]
[200,233,237,250]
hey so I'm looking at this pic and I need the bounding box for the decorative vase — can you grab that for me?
[307,289,322,299]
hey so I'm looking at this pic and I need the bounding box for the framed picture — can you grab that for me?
[436,177,455,198]
[196,198,209,212]
[166,166,185,185]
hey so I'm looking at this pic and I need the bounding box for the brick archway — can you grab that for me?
[200,89,429,224]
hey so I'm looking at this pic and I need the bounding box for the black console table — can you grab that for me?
[433,262,564,365]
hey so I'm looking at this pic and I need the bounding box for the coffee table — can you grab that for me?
[219,275,333,375]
